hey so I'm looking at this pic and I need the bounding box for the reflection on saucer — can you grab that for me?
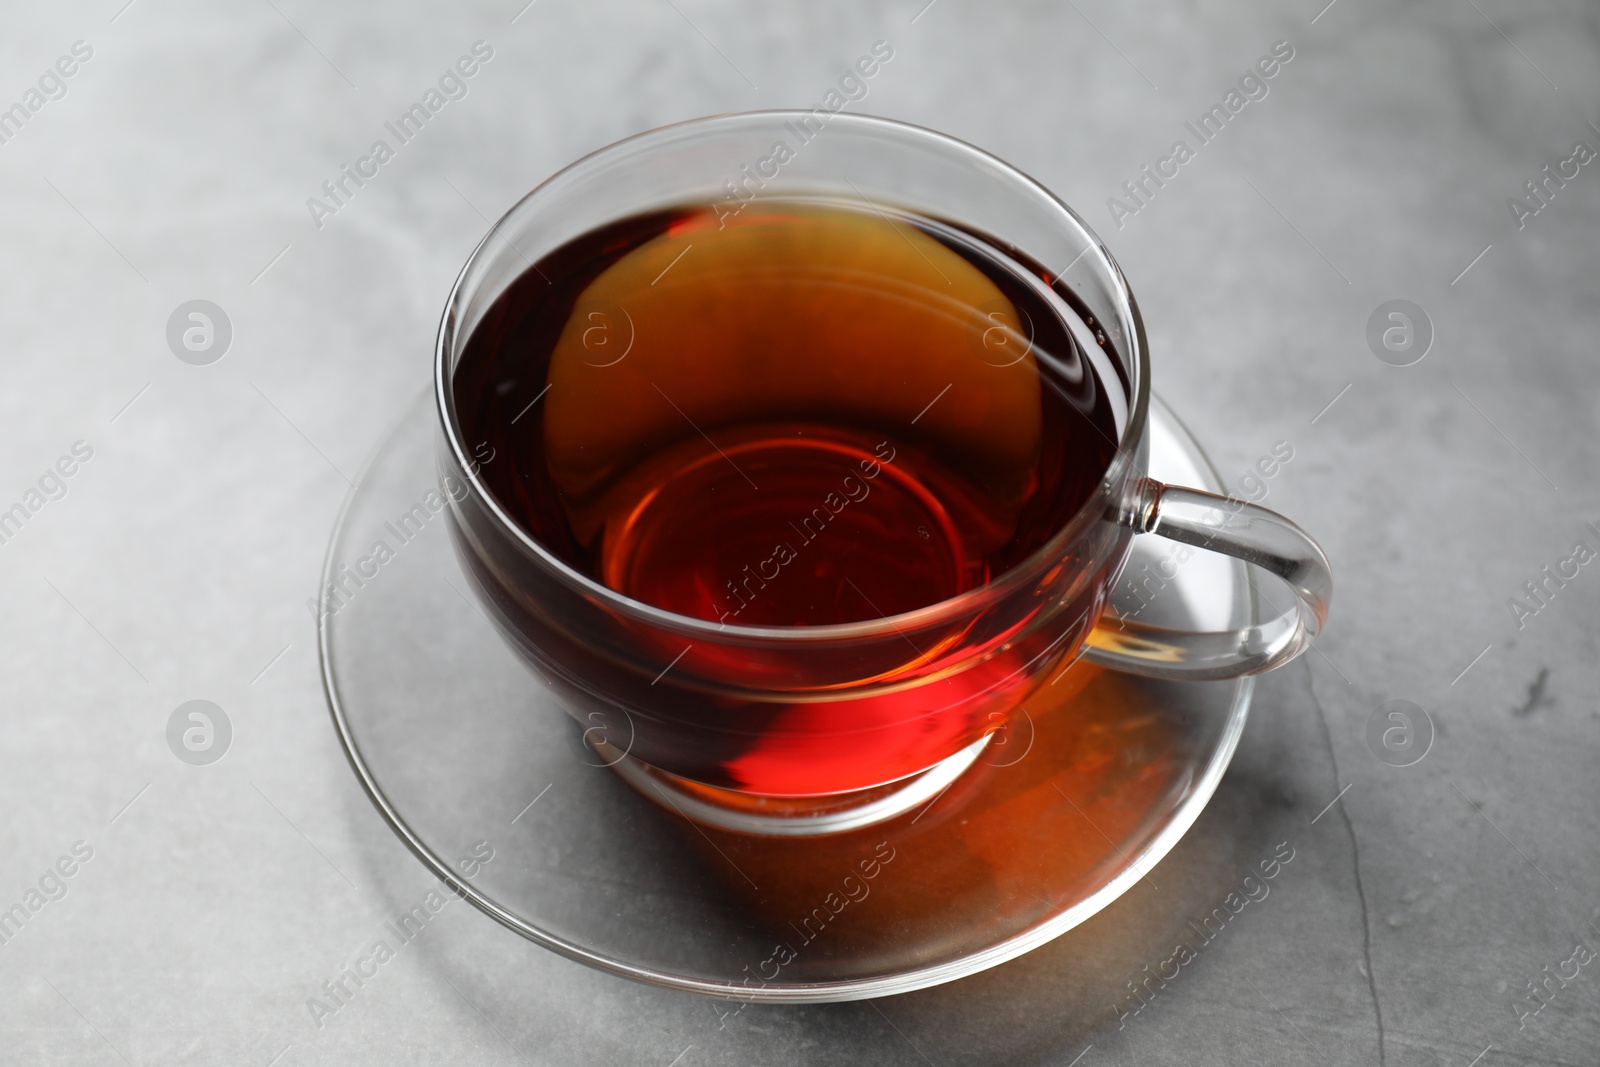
[673,662,1192,980]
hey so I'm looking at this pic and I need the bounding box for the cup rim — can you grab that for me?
[434,109,1151,642]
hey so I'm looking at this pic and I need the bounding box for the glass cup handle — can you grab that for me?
[1081,478,1332,681]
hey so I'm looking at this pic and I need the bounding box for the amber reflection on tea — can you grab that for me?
[455,200,1117,626]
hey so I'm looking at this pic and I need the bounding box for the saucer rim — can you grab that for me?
[318,390,1256,1003]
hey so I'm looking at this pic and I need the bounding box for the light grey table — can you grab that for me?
[2,1,1596,1063]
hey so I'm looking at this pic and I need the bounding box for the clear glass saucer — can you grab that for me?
[318,391,1255,1002]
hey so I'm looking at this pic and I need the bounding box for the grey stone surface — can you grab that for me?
[1,0,1596,1064]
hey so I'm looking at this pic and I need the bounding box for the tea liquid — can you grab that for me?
[452,199,1123,627]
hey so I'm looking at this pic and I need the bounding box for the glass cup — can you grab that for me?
[434,112,1331,835]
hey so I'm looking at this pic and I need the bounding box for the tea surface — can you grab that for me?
[452,199,1122,626]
